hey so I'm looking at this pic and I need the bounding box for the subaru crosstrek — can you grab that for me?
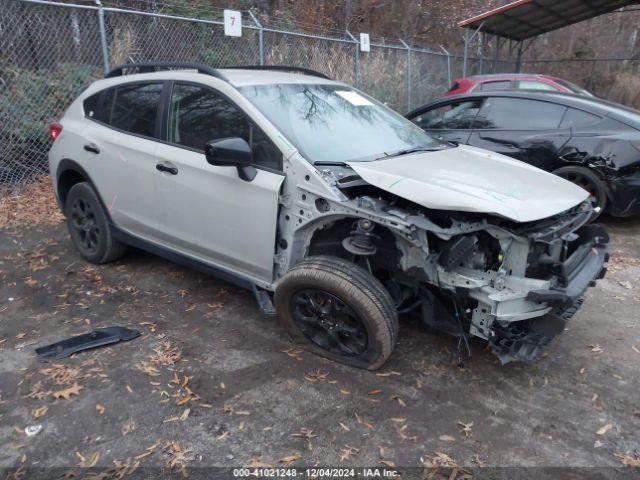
[49,62,609,369]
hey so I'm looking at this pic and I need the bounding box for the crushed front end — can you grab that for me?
[418,202,609,363]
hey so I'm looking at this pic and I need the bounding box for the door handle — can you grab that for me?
[84,143,100,154]
[156,164,178,175]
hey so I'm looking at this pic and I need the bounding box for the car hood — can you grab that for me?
[347,145,589,223]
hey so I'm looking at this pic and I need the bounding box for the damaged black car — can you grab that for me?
[408,91,640,219]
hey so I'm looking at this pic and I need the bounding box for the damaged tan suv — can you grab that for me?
[49,62,609,369]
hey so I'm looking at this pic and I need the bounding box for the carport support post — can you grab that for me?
[248,10,264,66]
[346,30,360,88]
[400,38,411,112]
[462,30,469,78]
[516,40,524,73]
[95,0,109,74]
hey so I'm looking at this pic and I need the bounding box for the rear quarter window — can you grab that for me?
[83,88,115,124]
[559,108,602,128]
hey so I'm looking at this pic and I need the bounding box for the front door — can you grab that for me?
[153,82,284,284]
[467,96,571,170]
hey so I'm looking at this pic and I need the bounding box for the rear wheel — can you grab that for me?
[64,182,126,264]
[553,166,607,218]
[274,255,398,370]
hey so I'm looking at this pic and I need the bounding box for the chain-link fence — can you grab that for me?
[2,0,485,191]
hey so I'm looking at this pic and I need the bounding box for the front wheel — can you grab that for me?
[553,166,607,219]
[274,256,398,370]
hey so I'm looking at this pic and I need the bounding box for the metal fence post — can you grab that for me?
[440,45,452,88]
[346,30,359,87]
[400,39,411,112]
[248,10,264,66]
[95,0,109,74]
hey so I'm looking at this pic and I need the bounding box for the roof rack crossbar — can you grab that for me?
[223,65,331,80]
[105,62,226,79]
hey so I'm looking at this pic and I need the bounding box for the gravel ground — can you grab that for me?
[0,215,639,479]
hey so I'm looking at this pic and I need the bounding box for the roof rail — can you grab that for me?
[105,62,226,80]
[223,65,331,80]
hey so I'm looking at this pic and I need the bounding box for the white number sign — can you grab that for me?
[224,9,242,37]
[360,33,370,52]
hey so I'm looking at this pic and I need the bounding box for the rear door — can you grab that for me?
[82,81,166,240]
[408,98,482,144]
[153,82,284,284]
[467,96,571,170]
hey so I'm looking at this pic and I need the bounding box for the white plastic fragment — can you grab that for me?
[25,424,43,437]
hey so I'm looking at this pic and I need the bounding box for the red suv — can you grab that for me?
[445,73,593,97]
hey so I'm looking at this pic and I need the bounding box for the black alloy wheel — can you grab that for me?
[64,182,126,264]
[553,166,607,218]
[291,288,368,356]
[69,197,100,255]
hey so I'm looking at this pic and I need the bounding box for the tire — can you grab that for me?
[553,166,607,219]
[64,182,126,264]
[274,255,398,370]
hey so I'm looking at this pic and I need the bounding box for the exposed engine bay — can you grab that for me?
[273,161,609,364]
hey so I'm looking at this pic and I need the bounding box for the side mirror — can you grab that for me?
[205,137,256,181]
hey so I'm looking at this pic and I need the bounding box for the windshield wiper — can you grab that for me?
[314,161,348,166]
[376,145,448,160]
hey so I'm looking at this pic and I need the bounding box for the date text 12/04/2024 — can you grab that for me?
[232,468,399,478]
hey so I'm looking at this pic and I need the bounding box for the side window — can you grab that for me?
[83,92,100,118]
[110,83,163,137]
[83,88,114,124]
[168,83,281,170]
[518,80,558,91]
[479,81,511,91]
[411,100,482,130]
[443,100,482,129]
[559,108,601,128]
[473,98,566,130]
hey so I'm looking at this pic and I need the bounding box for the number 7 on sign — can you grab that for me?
[224,9,242,37]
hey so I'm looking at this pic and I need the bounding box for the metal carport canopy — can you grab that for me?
[458,0,639,41]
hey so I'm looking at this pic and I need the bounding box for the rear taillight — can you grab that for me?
[49,123,63,142]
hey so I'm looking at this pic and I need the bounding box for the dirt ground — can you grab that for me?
[0,188,639,479]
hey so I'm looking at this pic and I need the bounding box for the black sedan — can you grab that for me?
[407,91,640,218]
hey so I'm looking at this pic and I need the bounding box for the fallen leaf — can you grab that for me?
[52,383,83,400]
[339,445,359,462]
[457,420,473,437]
[96,404,105,415]
[596,423,613,436]
[31,406,48,419]
[277,453,301,465]
[291,428,317,441]
[589,344,604,353]
[379,460,395,468]
[439,434,455,442]
[368,389,382,396]
[614,452,640,468]
[618,281,633,290]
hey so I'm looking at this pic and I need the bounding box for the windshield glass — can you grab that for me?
[238,83,445,163]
